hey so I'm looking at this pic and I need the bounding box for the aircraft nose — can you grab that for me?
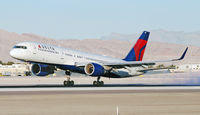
[9,49,16,58]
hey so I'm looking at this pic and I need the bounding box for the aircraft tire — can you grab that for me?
[70,80,74,86]
[64,80,74,87]
[100,81,104,86]
[93,81,97,86]
[63,80,68,86]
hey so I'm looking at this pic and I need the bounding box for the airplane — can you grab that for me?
[9,31,188,86]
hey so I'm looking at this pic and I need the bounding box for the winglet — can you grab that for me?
[172,47,188,61]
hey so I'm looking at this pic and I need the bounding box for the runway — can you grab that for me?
[0,75,200,115]
[0,85,200,115]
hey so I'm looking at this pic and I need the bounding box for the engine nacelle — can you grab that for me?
[31,64,55,76]
[84,63,105,76]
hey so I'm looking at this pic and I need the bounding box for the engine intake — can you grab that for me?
[31,64,55,76]
[84,63,105,76]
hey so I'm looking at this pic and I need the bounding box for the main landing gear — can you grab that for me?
[63,70,74,87]
[93,76,104,86]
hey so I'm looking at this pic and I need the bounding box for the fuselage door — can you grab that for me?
[61,51,65,60]
[33,45,37,55]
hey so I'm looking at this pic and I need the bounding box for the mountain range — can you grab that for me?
[101,29,200,47]
[0,29,200,65]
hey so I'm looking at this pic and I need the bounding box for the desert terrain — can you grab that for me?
[0,29,200,64]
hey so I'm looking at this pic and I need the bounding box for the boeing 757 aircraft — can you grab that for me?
[10,31,188,86]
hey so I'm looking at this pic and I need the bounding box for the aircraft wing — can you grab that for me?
[103,47,188,69]
[75,47,188,69]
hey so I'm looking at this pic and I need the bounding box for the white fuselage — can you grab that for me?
[10,42,124,64]
[10,42,144,77]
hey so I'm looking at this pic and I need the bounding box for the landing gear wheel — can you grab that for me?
[64,70,74,87]
[100,81,104,86]
[93,81,97,86]
[63,80,68,86]
[93,80,104,86]
[63,80,74,87]
[70,80,74,86]
[93,76,104,86]
[93,81,98,86]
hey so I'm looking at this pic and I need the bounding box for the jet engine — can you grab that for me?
[84,63,105,76]
[31,64,55,76]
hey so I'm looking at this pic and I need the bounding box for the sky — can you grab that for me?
[0,0,200,39]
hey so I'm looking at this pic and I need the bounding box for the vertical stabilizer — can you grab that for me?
[123,31,150,61]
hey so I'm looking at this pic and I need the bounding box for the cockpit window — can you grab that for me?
[13,46,27,49]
